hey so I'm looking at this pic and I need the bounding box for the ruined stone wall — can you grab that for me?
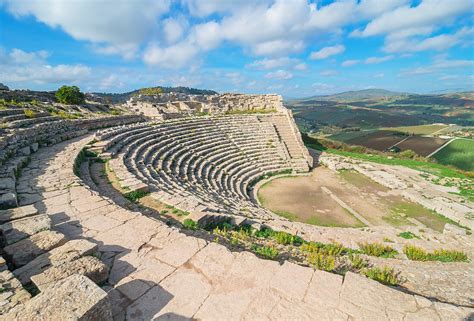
[125,92,283,116]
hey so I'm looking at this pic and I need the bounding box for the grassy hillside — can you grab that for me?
[290,89,410,102]
[432,139,474,172]
[289,91,474,134]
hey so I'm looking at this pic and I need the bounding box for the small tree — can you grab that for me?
[55,85,85,105]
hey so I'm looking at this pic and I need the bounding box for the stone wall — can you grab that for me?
[125,92,284,117]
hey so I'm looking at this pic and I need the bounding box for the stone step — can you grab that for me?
[1,274,112,321]
[0,269,31,315]
[3,230,68,268]
[0,214,51,246]
[30,256,109,291]
[0,204,38,224]
[13,239,98,284]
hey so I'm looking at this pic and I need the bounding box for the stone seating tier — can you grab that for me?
[95,114,309,220]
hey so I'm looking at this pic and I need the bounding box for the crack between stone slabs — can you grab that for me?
[302,269,316,303]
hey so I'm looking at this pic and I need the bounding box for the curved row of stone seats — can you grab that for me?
[0,115,145,209]
[94,115,297,220]
[1,113,59,129]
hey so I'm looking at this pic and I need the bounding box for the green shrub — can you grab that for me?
[307,252,335,271]
[430,249,468,262]
[349,254,368,270]
[397,231,419,239]
[404,245,468,262]
[254,227,275,239]
[183,219,198,230]
[403,244,430,261]
[363,266,399,286]
[124,190,149,202]
[301,241,349,256]
[55,85,85,104]
[321,242,346,256]
[273,231,303,246]
[359,242,398,258]
[24,109,36,118]
[251,244,279,259]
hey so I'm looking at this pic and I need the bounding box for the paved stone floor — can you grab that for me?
[16,134,474,320]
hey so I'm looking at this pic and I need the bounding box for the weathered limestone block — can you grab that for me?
[3,230,67,267]
[13,239,97,283]
[31,256,109,291]
[0,269,31,315]
[0,177,15,191]
[0,214,50,246]
[19,146,30,156]
[0,204,38,224]
[2,274,112,321]
[30,142,39,152]
[0,192,17,209]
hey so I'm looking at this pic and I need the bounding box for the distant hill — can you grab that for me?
[290,89,412,103]
[92,86,218,103]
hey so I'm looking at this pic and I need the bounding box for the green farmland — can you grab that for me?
[432,139,474,172]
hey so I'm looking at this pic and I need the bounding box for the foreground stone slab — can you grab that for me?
[338,272,474,320]
[3,230,67,267]
[0,214,50,246]
[13,239,97,283]
[0,204,38,224]
[31,256,109,291]
[1,274,112,321]
[0,270,31,315]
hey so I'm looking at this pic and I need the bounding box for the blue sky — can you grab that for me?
[0,0,473,97]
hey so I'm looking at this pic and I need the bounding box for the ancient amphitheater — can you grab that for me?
[0,91,473,320]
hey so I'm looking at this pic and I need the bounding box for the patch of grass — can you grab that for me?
[183,218,198,230]
[387,201,463,232]
[124,190,149,202]
[301,241,349,256]
[24,109,36,118]
[363,266,399,286]
[432,139,474,172]
[273,210,297,221]
[251,244,279,260]
[349,254,368,270]
[383,237,394,243]
[306,252,336,271]
[397,231,414,240]
[254,227,274,239]
[273,231,303,246]
[397,231,419,239]
[403,244,469,262]
[359,242,398,258]
[172,208,190,217]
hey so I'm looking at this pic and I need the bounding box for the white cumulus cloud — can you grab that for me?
[310,45,345,60]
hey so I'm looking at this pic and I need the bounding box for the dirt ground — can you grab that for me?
[258,166,450,231]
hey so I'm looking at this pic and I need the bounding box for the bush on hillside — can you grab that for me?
[55,85,85,105]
